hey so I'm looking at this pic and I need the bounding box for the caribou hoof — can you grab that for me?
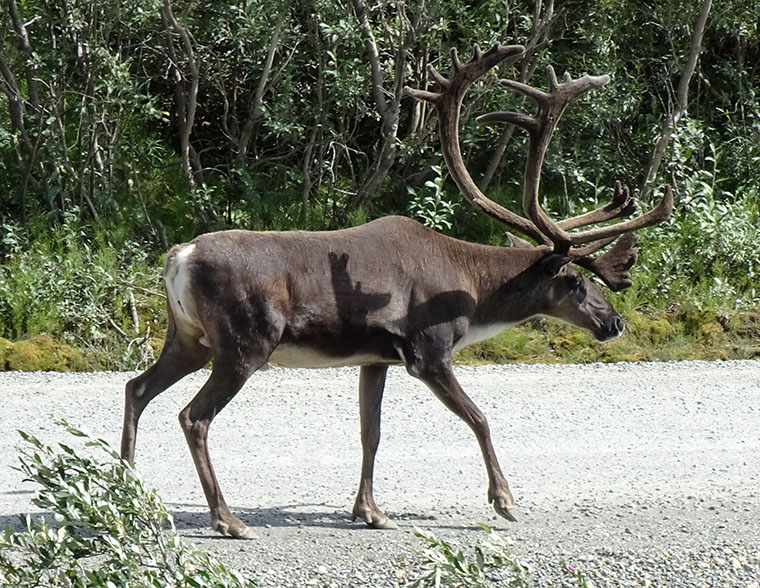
[368,515,399,530]
[491,497,518,522]
[211,514,256,539]
[352,506,399,530]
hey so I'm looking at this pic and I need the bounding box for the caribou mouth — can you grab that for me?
[594,315,626,341]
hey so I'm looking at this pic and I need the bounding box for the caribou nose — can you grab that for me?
[615,315,625,332]
[598,314,625,341]
[609,315,625,338]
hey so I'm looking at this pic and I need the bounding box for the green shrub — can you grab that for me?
[0,421,256,588]
[0,224,165,370]
[407,524,590,588]
[0,334,86,371]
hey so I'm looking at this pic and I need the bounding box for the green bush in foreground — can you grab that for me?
[407,525,590,588]
[0,421,256,588]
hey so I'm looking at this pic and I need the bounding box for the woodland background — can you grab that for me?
[0,0,759,369]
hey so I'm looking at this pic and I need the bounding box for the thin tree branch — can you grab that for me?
[235,11,286,167]
[352,0,388,116]
[640,0,712,201]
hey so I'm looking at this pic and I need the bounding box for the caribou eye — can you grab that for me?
[570,275,587,300]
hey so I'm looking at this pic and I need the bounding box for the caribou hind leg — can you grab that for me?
[121,323,212,463]
[352,365,397,529]
[177,353,265,540]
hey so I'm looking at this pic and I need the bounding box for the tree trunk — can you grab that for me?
[235,12,285,168]
[299,124,319,226]
[346,0,408,211]
[0,22,60,222]
[640,0,712,201]
[6,0,41,110]
[161,0,216,226]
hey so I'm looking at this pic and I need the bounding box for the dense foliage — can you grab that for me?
[1,0,758,365]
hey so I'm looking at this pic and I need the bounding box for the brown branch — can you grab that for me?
[352,0,388,116]
[640,0,712,201]
[478,0,557,191]
[161,0,199,191]
[6,0,41,109]
[235,11,286,167]
[161,0,218,225]
[0,38,60,220]
[348,0,411,210]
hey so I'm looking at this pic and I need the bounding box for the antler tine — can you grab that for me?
[428,64,451,89]
[557,181,638,231]
[562,185,674,246]
[404,85,443,106]
[477,110,537,133]
[570,235,618,257]
[500,68,611,110]
[547,66,560,90]
[450,47,464,72]
[572,233,640,292]
[498,78,549,108]
[404,42,550,244]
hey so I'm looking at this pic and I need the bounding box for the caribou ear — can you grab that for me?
[506,231,534,248]
[541,253,572,277]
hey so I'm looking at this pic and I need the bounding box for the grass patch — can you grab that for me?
[454,307,760,365]
[2,306,757,372]
[0,334,87,371]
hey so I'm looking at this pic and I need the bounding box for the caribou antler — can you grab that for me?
[572,233,639,291]
[477,65,674,251]
[557,181,637,231]
[405,43,550,246]
[404,42,674,290]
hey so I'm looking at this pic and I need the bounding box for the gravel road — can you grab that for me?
[1,361,759,586]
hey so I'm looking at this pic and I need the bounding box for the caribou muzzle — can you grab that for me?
[596,314,626,341]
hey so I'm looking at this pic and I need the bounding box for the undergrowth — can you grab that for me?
[0,224,163,370]
[1,185,759,372]
[454,308,760,365]
[407,524,591,587]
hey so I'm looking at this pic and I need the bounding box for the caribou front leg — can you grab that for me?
[352,365,397,529]
[412,358,517,522]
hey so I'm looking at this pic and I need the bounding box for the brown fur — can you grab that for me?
[121,216,624,537]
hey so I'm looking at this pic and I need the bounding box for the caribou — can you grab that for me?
[121,42,673,538]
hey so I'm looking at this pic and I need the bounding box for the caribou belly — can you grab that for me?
[267,344,394,369]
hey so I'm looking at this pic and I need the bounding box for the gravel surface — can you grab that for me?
[1,361,759,586]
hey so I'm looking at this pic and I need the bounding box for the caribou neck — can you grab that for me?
[447,239,553,326]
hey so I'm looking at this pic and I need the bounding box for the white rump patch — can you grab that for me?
[165,244,210,346]
[453,322,516,353]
